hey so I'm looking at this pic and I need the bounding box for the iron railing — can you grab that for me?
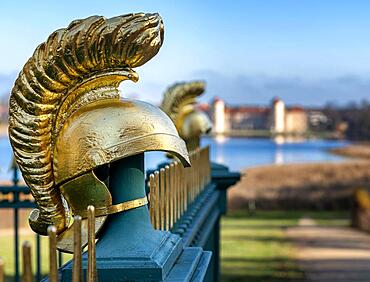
[0,147,214,282]
[0,165,65,282]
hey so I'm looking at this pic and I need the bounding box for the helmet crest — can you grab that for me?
[160,81,212,151]
[9,13,164,235]
[161,81,205,123]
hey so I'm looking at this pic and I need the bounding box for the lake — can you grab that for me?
[0,136,348,181]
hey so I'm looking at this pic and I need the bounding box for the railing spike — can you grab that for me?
[48,226,58,282]
[164,165,170,231]
[87,205,97,282]
[149,174,155,226]
[174,162,178,222]
[72,215,82,282]
[154,171,160,230]
[180,163,185,216]
[159,168,165,230]
[22,241,32,282]
[169,163,175,229]
[147,147,211,230]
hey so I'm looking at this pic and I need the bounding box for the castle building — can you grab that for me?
[272,98,285,133]
[213,97,227,133]
[284,106,307,133]
[209,97,308,134]
[271,98,307,133]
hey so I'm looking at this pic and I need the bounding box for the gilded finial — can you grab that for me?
[161,81,212,151]
[8,13,164,235]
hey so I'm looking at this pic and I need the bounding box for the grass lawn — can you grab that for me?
[0,234,72,282]
[0,210,349,282]
[220,210,349,282]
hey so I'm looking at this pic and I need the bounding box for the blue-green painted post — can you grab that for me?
[60,153,212,281]
[97,153,155,248]
[93,153,183,280]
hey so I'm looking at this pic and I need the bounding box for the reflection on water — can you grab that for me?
[0,136,349,180]
[202,136,349,171]
[214,134,229,145]
[274,147,284,164]
[274,135,285,145]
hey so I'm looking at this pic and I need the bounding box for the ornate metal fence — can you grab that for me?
[148,147,211,231]
[0,146,239,282]
[0,167,65,282]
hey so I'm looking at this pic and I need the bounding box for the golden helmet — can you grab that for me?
[161,81,212,152]
[8,13,190,252]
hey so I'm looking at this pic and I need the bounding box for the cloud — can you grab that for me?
[192,70,370,106]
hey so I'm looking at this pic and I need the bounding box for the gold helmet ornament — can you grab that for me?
[8,13,190,253]
[161,81,212,152]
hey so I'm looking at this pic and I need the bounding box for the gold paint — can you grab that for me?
[189,153,194,202]
[22,241,32,282]
[56,216,106,254]
[191,153,194,202]
[159,168,165,231]
[154,171,160,229]
[144,147,211,229]
[72,216,82,282]
[87,206,96,282]
[203,148,207,188]
[175,162,180,221]
[184,164,188,212]
[149,174,155,226]
[195,152,197,198]
[79,197,148,218]
[48,226,58,282]
[177,164,181,219]
[173,162,178,222]
[165,165,170,231]
[54,99,190,187]
[206,146,211,184]
[196,151,199,194]
[8,12,192,238]
[169,163,174,229]
[180,164,184,217]
[161,81,212,152]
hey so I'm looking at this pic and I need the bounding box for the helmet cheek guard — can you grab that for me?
[54,98,190,252]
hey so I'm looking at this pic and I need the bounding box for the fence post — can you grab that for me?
[12,166,20,282]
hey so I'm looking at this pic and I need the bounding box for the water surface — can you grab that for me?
[0,136,349,180]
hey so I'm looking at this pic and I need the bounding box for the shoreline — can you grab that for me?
[208,130,341,139]
[330,143,370,159]
[228,160,370,210]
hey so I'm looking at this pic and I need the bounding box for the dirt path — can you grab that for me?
[286,218,370,282]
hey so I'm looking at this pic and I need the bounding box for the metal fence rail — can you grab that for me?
[0,145,240,282]
[0,148,210,281]
[0,166,64,282]
[148,147,211,231]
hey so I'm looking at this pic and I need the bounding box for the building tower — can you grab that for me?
[272,97,285,133]
[213,97,226,134]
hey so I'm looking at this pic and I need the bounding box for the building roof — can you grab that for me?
[225,106,270,114]
[287,106,305,112]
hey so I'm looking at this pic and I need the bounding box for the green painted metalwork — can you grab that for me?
[59,154,216,281]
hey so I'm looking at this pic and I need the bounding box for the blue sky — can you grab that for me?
[1,0,370,106]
